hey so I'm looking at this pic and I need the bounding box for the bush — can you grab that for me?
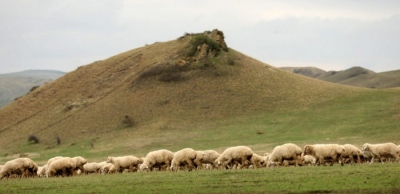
[139,63,186,82]
[28,135,39,144]
[122,115,135,127]
[187,34,223,57]
[29,85,40,92]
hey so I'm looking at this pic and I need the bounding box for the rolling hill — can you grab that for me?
[0,30,399,162]
[0,70,65,108]
[281,66,400,88]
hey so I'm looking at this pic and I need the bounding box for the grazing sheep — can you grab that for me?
[214,146,254,169]
[341,144,362,164]
[193,150,220,170]
[139,149,174,172]
[71,156,87,174]
[361,143,400,163]
[250,154,265,168]
[37,165,47,177]
[46,156,64,167]
[282,157,305,167]
[106,156,142,173]
[99,162,116,174]
[303,155,316,166]
[170,148,197,171]
[83,162,102,174]
[0,158,38,179]
[268,143,303,167]
[303,144,345,166]
[46,157,75,177]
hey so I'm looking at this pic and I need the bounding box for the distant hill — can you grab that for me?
[0,70,65,108]
[280,66,400,88]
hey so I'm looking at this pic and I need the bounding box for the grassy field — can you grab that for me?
[1,163,400,193]
[1,88,399,164]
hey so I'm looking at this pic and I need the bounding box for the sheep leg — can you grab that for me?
[186,159,195,171]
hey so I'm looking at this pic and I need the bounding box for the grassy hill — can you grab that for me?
[0,70,65,108]
[0,30,399,163]
[281,66,400,88]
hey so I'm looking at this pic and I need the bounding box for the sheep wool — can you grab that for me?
[139,149,174,172]
[214,146,254,169]
[268,143,303,167]
[362,142,400,163]
[170,148,197,171]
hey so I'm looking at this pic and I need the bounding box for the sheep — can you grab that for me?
[303,144,345,166]
[139,149,174,172]
[341,144,362,164]
[37,164,47,177]
[99,162,116,174]
[83,162,102,174]
[71,156,87,175]
[361,143,400,164]
[193,150,220,170]
[170,148,197,171]
[2,158,38,179]
[46,156,64,167]
[0,158,38,179]
[303,155,316,166]
[46,157,75,177]
[267,143,303,167]
[250,154,265,168]
[106,155,142,173]
[282,157,305,167]
[214,146,253,169]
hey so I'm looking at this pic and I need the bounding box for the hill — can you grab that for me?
[281,66,400,88]
[0,70,65,108]
[0,30,398,162]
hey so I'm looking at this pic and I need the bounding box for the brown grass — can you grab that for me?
[0,33,365,156]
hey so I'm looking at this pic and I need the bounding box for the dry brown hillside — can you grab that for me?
[0,30,364,152]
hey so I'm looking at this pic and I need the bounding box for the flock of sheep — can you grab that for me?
[0,142,399,179]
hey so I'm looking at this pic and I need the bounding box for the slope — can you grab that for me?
[1,30,397,161]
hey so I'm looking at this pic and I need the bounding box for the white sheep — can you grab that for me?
[214,146,254,169]
[37,164,47,177]
[250,154,265,168]
[46,156,64,167]
[46,157,75,177]
[303,144,345,166]
[268,143,303,167]
[282,157,305,167]
[170,148,197,171]
[71,156,87,175]
[106,155,142,172]
[83,162,102,174]
[362,143,400,163]
[193,150,220,170]
[0,158,38,179]
[303,155,316,166]
[139,149,174,172]
[341,144,362,164]
[99,162,116,174]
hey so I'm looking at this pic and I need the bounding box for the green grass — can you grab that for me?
[1,163,400,193]
[186,89,400,153]
[2,89,398,163]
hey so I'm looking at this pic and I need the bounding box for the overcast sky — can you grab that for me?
[1,0,399,74]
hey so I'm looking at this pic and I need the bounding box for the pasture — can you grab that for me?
[1,163,400,193]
